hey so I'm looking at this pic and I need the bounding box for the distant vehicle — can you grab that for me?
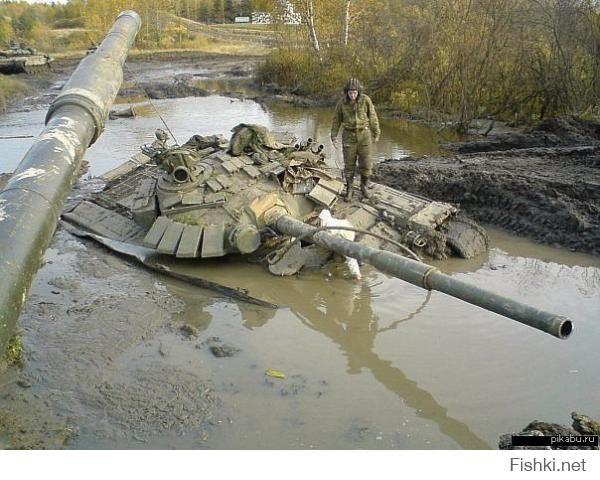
[0,41,53,74]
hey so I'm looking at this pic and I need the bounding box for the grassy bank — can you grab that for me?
[0,75,30,113]
[48,30,269,61]
[258,46,600,129]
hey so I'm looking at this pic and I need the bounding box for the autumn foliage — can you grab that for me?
[259,0,600,127]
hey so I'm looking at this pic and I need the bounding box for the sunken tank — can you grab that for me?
[61,125,573,340]
[64,125,487,266]
[0,42,53,74]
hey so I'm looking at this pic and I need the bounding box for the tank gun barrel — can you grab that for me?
[0,11,141,357]
[273,215,573,339]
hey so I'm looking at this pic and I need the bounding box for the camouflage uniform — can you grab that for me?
[330,78,380,198]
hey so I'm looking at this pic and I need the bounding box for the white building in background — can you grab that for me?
[251,12,272,24]
[252,1,301,25]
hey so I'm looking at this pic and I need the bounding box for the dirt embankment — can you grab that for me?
[375,117,600,255]
[2,50,263,112]
[447,117,600,153]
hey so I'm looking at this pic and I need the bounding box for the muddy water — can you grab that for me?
[0,94,599,449]
[147,230,599,449]
[0,94,454,176]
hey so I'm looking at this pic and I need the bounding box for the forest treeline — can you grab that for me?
[259,0,600,127]
[1,0,598,126]
[0,1,266,48]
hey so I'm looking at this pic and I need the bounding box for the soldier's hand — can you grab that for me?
[331,137,340,149]
[373,135,380,143]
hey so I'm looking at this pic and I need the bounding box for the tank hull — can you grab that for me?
[0,48,53,74]
[58,128,572,339]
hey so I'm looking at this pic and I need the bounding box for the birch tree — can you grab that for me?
[343,0,351,47]
[297,0,321,58]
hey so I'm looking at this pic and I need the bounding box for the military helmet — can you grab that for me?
[344,78,362,93]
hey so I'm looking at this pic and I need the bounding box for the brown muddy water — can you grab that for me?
[0,94,598,449]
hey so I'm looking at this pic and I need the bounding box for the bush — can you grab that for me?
[0,75,29,113]
[258,48,365,99]
[52,18,85,29]
[41,30,89,52]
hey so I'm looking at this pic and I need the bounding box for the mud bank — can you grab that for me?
[0,227,221,449]
[448,117,600,153]
[119,81,211,100]
[3,51,262,113]
[499,412,600,450]
[375,118,600,255]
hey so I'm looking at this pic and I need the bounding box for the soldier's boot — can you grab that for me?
[361,176,372,199]
[345,175,354,201]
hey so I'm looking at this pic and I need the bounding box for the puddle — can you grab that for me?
[0,93,453,176]
[0,93,598,449]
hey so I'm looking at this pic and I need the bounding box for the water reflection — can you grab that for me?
[507,256,600,297]
[272,275,490,449]
[166,256,489,448]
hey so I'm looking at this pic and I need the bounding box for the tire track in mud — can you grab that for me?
[374,146,600,255]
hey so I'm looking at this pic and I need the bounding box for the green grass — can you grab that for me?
[0,75,30,113]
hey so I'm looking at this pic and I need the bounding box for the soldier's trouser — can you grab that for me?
[342,129,372,178]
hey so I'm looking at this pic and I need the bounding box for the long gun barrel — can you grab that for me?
[0,11,141,356]
[272,214,573,339]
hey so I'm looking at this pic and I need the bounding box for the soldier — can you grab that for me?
[330,78,380,200]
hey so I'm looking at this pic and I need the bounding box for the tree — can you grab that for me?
[0,17,13,44]
[213,0,225,23]
[290,0,321,58]
[17,8,38,38]
[198,2,210,22]
[225,0,234,21]
[240,0,254,16]
[343,0,351,47]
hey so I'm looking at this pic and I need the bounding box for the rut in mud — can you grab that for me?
[375,118,600,255]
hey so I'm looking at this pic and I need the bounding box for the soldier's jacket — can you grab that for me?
[330,94,381,141]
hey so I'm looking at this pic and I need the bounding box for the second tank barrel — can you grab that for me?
[273,215,573,339]
[0,11,141,358]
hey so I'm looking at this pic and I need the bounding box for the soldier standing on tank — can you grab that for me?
[330,78,380,200]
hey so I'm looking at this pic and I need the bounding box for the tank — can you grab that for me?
[60,124,572,340]
[0,42,53,74]
[0,16,573,352]
[63,125,486,266]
